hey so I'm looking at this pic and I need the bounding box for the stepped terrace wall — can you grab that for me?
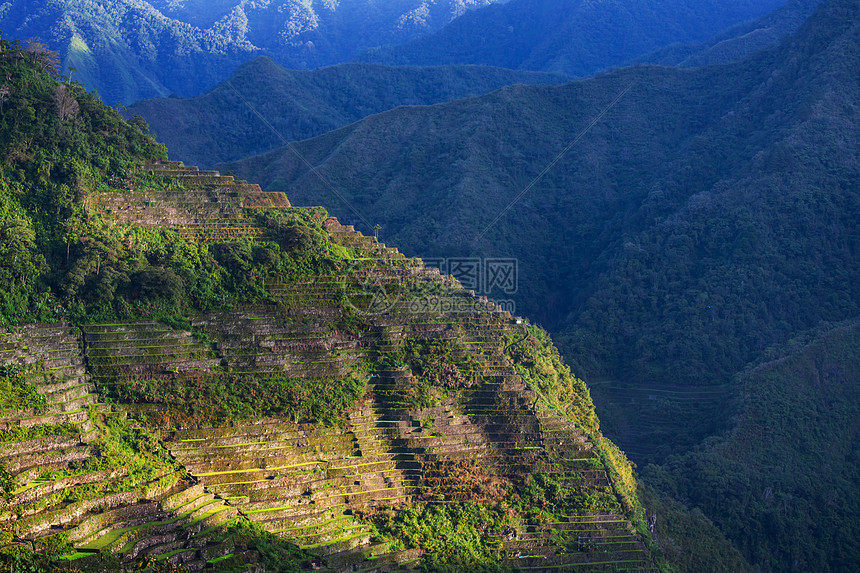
[0,324,260,572]
[95,161,290,241]
[80,301,655,571]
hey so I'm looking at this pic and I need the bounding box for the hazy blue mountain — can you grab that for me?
[640,0,823,67]
[358,0,788,76]
[127,57,568,167]
[0,0,499,104]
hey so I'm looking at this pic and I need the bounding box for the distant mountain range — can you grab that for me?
[125,0,818,170]
[640,0,823,67]
[128,58,568,167]
[0,0,500,104]
[358,0,790,76]
[2,0,799,105]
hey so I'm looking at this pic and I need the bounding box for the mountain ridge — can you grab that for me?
[358,0,788,76]
[127,57,569,168]
[0,0,501,105]
[213,1,860,567]
[639,0,824,67]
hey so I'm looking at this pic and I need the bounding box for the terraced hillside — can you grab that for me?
[1,161,656,572]
[0,323,246,570]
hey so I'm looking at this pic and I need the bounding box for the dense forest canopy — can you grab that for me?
[0,36,165,324]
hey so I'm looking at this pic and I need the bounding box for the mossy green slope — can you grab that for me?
[0,160,664,571]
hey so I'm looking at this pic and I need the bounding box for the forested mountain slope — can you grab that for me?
[127,57,568,168]
[0,0,500,105]
[644,319,860,572]
[221,0,859,461]
[358,0,787,75]
[119,0,824,174]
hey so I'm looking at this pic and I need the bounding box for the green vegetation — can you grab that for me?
[643,320,860,572]
[0,423,79,444]
[19,412,179,506]
[369,334,484,410]
[0,464,13,506]
[506,325,596,433]
[368,503,514,573]
[99,371,365,427]
[0,522,312,572]
[0,38,353,328]
[400,337,478,409]
[0,547,77,573]
[56,211,345,324]
[209,520,313,573]
[0,364,47,413]
[252,208,348,278]
[405,337,474,388]
[0,36,164,325]
[504,325,647,537]
[369,469,633,571]
[0,412,190,571]
[513,473,620,522]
